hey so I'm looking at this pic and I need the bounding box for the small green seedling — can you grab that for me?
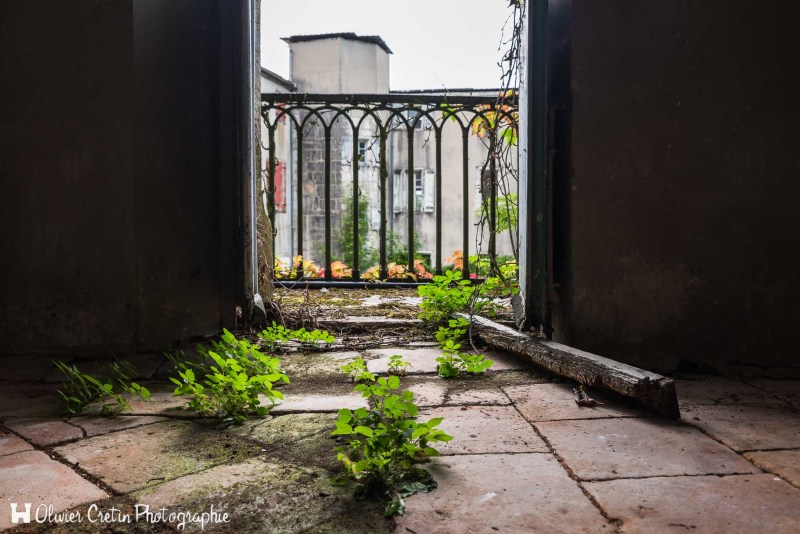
[257,322,293,352]
[434,354,460,378]
[293,328,335,350]
[54,360,150,417]
[341,357,376,383]
[436,340,463,378]
[387,354,412,375]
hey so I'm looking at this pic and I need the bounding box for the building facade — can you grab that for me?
[266,33,517,272]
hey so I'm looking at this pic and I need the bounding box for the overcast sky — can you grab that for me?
[260,0,513,90]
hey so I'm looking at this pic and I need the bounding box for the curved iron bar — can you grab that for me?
[260,92,518,284]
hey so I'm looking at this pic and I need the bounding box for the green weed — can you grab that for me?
[169,329,289,425]
[53,360,150,417]
[341,357,376,383]
[332,375,453,516]
[387,354,411,375]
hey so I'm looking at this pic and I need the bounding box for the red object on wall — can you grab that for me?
[275,102,287,123]
[274,160,287,212]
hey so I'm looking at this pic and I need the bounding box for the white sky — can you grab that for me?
[260,0,513,91]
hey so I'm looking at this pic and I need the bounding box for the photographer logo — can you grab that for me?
[9,503,32,524]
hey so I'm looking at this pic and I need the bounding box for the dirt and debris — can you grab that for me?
[574,385,604,407]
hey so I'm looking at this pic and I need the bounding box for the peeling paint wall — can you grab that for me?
[563,0,800,371]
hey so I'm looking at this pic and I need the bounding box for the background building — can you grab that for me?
[267,33,517,270]
[259,67,295,260]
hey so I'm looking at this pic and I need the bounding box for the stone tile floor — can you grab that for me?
[1,347,799,533]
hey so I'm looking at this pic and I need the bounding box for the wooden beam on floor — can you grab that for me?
[457,313,681,419]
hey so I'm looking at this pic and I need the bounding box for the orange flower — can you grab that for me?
[414,259,433,279]
[330,260,351,279]
[445,250,464,270]
[292,255,321,277]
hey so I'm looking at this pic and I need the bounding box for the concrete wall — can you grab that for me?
[290,38,390,93]
[0,0,247,356]
[562,0,800,371]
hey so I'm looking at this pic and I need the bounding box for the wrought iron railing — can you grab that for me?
[260,92,517,286]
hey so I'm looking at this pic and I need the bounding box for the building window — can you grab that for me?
[413,170,424,211]
[395,169,434,214]
[358,139,368,162]
[341,138,371,164]
[406,109,427,130]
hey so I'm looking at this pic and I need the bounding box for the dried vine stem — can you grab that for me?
[466,0,525,350]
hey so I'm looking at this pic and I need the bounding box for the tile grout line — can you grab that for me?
[0,423,121,498]
[580,471,767,483]
[63,419,88,438]
[2,415,298,500]
[493,382,623,533]
[739,379,800,414]
[677,410,800,490]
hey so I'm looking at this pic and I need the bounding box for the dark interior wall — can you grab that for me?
[0,1,136,353]
[133,0,232,349]
[564,0,800,371]
[0,0,245,356]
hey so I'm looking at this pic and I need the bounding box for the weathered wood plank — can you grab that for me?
[457,313,680,418]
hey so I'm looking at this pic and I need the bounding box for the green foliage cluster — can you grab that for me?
[468,254,519,280]
[435,317,470,346]
[293,328,335,350]
[329,188,426,270]
[332,375,453,516]
[417,270,504,323]
[54,360,150,417]
[435,339,494,378]
[170,329,289,425]
[475,193,518,235]
[341,357,376,383]
[257,322,335,352]
[256,322,293,352]
[434,315,494,378]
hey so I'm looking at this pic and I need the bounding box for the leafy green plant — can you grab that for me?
[475,193,518,235]
[387,354,411,375]
[458,353,494,375]
[435,317,470,346]
[169,329,289,425]
[435,339,494,378]
[417,270,503,323]
[257,321,293,352]
[54,360,150,417]
[332,375,453,516]
[292,328,335,350]
[341,357,376,383]
[334,187,376,268]
[467,254,519,280]
[434,353,460,378]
